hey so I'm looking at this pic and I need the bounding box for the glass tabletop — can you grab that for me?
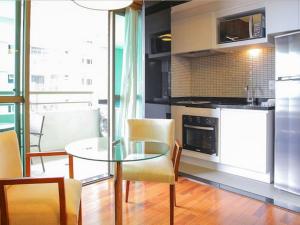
[65,137,170,162]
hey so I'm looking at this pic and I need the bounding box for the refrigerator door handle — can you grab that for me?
[278,75,300,81]
[275,30,300,39]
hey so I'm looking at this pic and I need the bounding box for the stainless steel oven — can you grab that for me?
[182,115,218,155]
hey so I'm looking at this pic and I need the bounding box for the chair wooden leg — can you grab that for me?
[174,185,177,207]
[78,201,82,225]
[170,184,175,225]
[125,180,130,203]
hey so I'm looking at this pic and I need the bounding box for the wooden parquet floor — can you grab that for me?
[82,177,300,225]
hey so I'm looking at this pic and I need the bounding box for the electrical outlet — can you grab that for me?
[269,80,275,90]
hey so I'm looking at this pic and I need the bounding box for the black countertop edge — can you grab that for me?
[171,96,268,103]
[172,103,274,110]
[147,97,252,105]
[146,100,171,105]
[171,97,275,110]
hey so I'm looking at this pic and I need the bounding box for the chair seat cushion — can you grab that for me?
[3,179,81,225]
[123,156,175,184]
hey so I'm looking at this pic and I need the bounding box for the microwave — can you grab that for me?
[218,12,265,44]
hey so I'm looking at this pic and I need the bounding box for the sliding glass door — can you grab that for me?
[1,1,125,180]
[0,0,26,166]
[29,1,110,182]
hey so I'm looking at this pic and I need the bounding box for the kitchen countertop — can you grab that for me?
[171,97,275,110]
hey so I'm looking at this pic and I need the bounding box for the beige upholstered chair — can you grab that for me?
[0,131,82,225]
[123,119,182,225]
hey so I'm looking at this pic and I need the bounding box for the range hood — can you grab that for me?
[177,49,225,57]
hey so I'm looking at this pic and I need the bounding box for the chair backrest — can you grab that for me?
[30,113,45,134]
[0,131,22,178]
[172,140,183,182]
[127,119,175,148]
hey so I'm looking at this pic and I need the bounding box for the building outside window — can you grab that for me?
[7,74,14,84]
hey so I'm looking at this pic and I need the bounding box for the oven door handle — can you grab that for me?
[184,125,214,131]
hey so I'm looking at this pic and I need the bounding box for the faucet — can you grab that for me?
[245,85,254,105]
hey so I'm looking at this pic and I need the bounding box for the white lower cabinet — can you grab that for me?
[220,109,274,174]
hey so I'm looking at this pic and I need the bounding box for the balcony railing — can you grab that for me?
[28,91,107,151]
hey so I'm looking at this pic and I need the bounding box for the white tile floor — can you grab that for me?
[180,162,300,210]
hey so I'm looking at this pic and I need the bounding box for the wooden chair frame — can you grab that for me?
[170,140,182,225]
[125,140,182,225]
[0,151,82,225]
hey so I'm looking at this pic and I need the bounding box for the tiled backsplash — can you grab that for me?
[171,47,275,98]
[171,55,192,97]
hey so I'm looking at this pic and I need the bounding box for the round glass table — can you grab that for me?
[65,137,169,225]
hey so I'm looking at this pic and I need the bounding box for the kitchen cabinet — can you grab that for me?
[145,103,170,119]
[171,12,216,54]
[266,0,299,35]
[145,8,171,55]
[171,105,221,143]
[171,0,300,53]
[220,109,274,173]
[171,105,221,162]
[144,5,172,119]
[215,0,269,48]
[171,0,270,53]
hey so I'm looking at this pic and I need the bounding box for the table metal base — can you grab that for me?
[114,162,122,225]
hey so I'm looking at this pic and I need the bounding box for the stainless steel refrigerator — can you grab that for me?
[275,31,300,195]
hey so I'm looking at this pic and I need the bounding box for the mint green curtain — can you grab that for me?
[118,7,143,138]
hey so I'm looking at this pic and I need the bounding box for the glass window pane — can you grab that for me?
[0,0,16,95]
[0,103,15,132]
[29,1,109,182]
[0,102,25,166]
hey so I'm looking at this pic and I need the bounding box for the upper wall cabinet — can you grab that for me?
[171,0,300,53]
[266,0,299,35]
[171,12,216,54]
